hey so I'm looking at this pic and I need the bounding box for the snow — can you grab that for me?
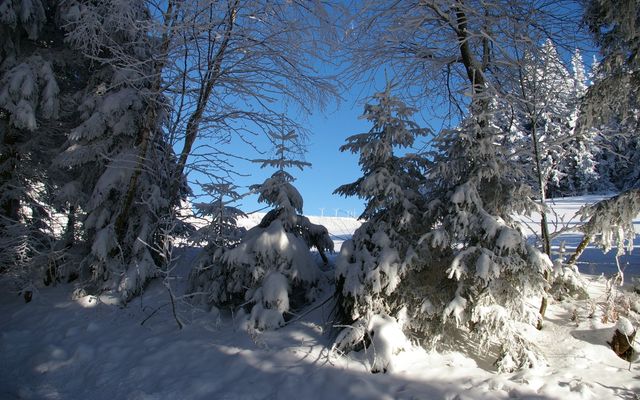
[518,195,640,281]
[366,314,408,373]
[1,196,639,399]
[616,316,635,336]
[261,271,290,313]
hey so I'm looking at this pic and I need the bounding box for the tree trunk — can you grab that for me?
[531,122,552,330]
[566,234,591,267]
[169,1,238,206]
[0,125,21,223]
[63,205,77,248]
[610,326,636,361]
[114,0,179,244]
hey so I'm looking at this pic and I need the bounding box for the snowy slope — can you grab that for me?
[1,196,639,400]
[237,213,361,246]
[518,195,640,281]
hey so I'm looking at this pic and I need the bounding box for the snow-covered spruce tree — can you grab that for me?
[506,41,595,310]
[334,88,550,372]
[417,92,550,371]
[562,49,601,195]
[582,0,640,191]
[195,127,333,329]
[331,84,428,368]
[187,181,246,308]
[0,0,89,292]
[512,40,583,200]
[52,0,186,301]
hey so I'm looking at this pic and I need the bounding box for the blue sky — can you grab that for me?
[229,96,375,218]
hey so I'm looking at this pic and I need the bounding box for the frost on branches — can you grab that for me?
[188,127,332,330]
[0,0,75,293]
[416,95,550,371]
[569,190,640,276]
[187,182,247,308]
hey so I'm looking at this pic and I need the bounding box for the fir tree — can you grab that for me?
[188,123,332,330]
[187,181,246,308]
[52,0,186,301]
[334,87,551,372]
[0,0,88,293]
[417,92,550,371]
[583,0,640,191]
[332,84,428,365]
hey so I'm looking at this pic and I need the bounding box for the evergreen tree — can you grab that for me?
[187,181,246,308]
[0,0,87,293]
[514,40,578,198]
[332,83,428,327]
[188,124,332,330]
[583,0,640,191]
[562,49,601,195]
[334,87,551,372]
[52,0,185,301]
[332,85,431,371]
[417,92,550,371]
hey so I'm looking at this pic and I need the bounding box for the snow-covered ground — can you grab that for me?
[1,196,639,400]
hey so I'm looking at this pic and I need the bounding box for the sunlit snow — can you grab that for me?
[1,196,639,399]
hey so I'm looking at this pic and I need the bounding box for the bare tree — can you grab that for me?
[163,0,340,205]
[339,1,586,121]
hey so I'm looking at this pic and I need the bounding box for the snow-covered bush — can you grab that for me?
[549,263,589,302]
[188,128,332,329]
[333,312,410,373]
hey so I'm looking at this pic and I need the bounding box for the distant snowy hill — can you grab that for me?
[235,213,362,249]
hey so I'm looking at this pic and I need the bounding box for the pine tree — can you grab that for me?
[52,0,185,301]
[563,0,640,275]
[560,49,600,195]
[514,40,578,199]
[418,92,549,371]
[334,86,551,371]
[0,0,88,293]
[583,0,639,191]
[187,181,246,308]
[188,123,333,330]
[332,83,428,364]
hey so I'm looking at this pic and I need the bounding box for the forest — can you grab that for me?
[1,0,640,398]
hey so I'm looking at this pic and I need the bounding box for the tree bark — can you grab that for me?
[0,125,21,223]
[169,0,238,206]
[114,0,179,244]
[531,122,553,330]
[566,234,591,267]
[610,327,636,361]
[454,5,486,94]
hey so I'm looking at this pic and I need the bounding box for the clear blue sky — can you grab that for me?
[229,98,374,218]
